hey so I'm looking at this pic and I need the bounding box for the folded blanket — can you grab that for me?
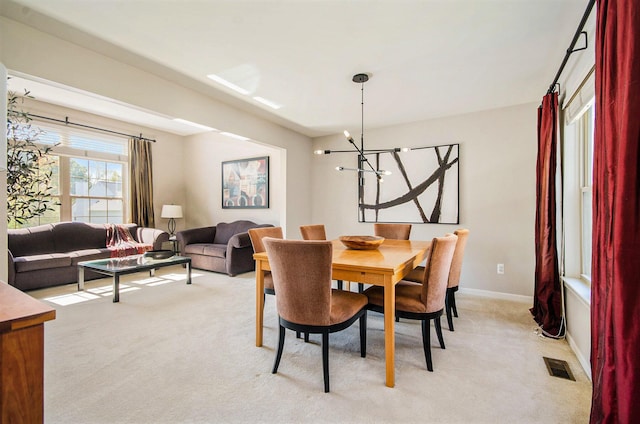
[106,224,152,258]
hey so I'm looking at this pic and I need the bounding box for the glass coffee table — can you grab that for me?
[78,254,192,302]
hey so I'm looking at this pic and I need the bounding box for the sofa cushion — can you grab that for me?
[8,225,56,257]
[14,253,72,273]
[203,244,227,258]
[184,243,227,259]
[212,222,236,244]
[53,222,108,252]
[212,220,259,244]
[69,248,113,265]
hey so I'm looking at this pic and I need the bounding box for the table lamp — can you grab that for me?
[161,204,183,236]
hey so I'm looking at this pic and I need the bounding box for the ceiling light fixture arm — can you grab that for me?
[348,73,383,180]
[314,72,405,181]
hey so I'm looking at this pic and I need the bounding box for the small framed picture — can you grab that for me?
[222,156,269,209]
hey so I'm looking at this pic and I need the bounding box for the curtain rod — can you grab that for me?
[27,113,156,143]
[546,0,596,95]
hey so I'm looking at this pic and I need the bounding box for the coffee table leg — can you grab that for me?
[78,267,85,291]
[186,262,192,284]
[113,274,120,303]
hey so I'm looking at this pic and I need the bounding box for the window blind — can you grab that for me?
[34,121,128,162]
[563,67,595,125]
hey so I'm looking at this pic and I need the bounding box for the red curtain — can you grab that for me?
[591,0,640,422]
[530,92,564,337]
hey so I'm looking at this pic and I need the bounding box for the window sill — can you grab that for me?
[563,276,591,307]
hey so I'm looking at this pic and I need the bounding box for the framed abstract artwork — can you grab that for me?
[359,143,459,224]
[222,156,269,209]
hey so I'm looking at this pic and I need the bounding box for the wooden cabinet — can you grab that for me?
[0,282,56,423]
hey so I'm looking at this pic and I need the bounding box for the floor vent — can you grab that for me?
[543,357,575,381]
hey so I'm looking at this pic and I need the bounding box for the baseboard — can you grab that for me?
[567,332,592,381]
[459,287,533,304]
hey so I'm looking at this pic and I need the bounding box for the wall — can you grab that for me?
[312,103,538,298]
[183,133,285,231]
[0,15,312,239]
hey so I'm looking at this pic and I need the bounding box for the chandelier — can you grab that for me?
[314,73,408,181]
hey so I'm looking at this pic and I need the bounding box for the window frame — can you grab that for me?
[563,99,594,286]
[11,121,130,228]
[578,105,594,283]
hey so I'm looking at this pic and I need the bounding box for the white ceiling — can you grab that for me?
[3,0,589,138]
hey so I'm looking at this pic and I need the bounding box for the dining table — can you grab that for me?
[253,238,432,388]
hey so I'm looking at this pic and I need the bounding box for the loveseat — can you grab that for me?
[176,220,273,276]
[8,222,169,291]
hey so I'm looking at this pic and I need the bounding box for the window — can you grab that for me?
[579,106,594,280]
[563,98,594,284]
[9,122,129,229]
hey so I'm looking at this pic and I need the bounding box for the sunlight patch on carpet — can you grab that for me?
[87,284,123,295]
[135,276,167,285]
[158,273,192,282]
[40,272,205,306]
[44,291,101,306]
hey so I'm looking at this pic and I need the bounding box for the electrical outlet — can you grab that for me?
[497,263,505,274]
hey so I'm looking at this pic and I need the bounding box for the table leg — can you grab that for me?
[78,267,85,291]
[383,279,396,387]
[256,260,265,347]
[113,274,120,303]
[186,262,192,284]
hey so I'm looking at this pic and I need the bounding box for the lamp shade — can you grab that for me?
[161,204,183,219]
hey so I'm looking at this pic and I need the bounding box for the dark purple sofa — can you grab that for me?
[8,222,169,291]
[176,220,273,276]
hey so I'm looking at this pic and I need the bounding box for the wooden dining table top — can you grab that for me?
[329,238,431,277]
[253,239,430,273]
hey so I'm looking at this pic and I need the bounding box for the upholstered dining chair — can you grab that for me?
[365,233,457,372]
[300,224,347,291]
[404,228,470,331]
[354,223,412,294]
[263,238,368,393]
[373,223,412,240]
[248,226,283,298]
[299,224,327,241]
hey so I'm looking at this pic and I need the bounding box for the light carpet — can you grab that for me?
[29,266,592,423]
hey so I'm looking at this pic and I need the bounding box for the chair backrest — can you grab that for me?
[300,224,327,240]
[448,229,470,289]
[248,227,283,253]
[263,238,333,326]
[374,223,412,240]
[421,234,458,313]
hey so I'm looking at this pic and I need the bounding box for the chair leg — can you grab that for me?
[322,331,330,393]
[359,311,367,358]
[296,331,310,342]
[337,280,343,290]
[421,320,433,372]
[445,291,454,331]
[358,283,364,293]
[434,317,446,349]
[451,289,458,317]
[272,325,286,374]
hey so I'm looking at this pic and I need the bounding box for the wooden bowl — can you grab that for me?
[143,250,175,260]
[339,235,385,250]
